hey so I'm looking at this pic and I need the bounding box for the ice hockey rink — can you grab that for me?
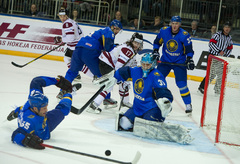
[0,54,239,164]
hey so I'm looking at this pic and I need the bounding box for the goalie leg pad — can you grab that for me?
[115,114,133,131]
[133,117,194,144]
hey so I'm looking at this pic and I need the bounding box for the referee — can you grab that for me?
[198,21,233,94]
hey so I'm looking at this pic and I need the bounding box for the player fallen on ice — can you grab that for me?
[93,53,194,144]
[152,16,195,114]
[7,76,80,149]
[86,32,144,114]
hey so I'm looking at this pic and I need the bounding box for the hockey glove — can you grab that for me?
[56,75,73,93]
[22,133,45,150]
[152,49,160,61]
[155,97,172,118]
[185,57,195,70]
[54,36,62,44]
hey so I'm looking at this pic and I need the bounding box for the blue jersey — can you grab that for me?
[114,67,173,116]
[153,26,194,63]
[76,27,115,53]
[12,76,72,147]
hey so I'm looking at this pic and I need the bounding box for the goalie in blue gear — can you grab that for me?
[8,76,79,149]
[112,53,173,130]
[93,53,194,144]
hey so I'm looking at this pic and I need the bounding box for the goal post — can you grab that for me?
[200,54,240,146]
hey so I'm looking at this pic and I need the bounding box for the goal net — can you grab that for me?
[200,55,240,146]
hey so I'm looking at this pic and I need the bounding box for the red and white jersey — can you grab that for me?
[62,18,84,50]
[99,43,137,71]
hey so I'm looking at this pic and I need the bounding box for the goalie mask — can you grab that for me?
[141,53,157,78]
[130,32,143,53]
[29,91,48,111]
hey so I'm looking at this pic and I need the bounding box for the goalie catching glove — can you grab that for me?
[155,97,172,118]
[93,70,117,91]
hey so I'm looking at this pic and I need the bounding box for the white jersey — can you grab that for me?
[62,18,84,50]
[99,43,137,71]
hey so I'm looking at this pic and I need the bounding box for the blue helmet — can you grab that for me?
[109,19,123,29]
[29,91,48,110]
[141,53,157,78]
[171,16,181,23]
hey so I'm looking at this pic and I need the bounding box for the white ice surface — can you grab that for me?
[0,54,239,164]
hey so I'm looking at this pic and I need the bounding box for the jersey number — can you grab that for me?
[158,79,166,86]
[18,113,30,130]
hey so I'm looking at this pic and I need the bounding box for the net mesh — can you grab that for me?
[203,56,240,146]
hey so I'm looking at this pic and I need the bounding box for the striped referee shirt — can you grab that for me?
[209,31,233,57]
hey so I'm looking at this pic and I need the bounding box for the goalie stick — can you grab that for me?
[71,52,138,115]
[41,143,141,164]
[11,43,65,68]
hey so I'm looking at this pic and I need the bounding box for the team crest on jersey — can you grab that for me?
[134,79,144,94]
[28,115,35,118]
[154,72,160,76]
[183,31,188,35]
[162,26,168,30]
[166,39,178,52]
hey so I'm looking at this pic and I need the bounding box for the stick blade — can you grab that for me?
[11,61,25,68]
[131,151,141,164]
[70,106,82,115]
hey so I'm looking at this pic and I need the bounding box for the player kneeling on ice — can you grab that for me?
[94,53,194,144]
[7,76,80,149]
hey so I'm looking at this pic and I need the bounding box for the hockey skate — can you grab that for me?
[121,101,133,108]
[7,110,18,121]
[56,83,82,100]
[103,98,118,109]
[86,102,102,114]
[73,74,81,82]
[185,104,192,114]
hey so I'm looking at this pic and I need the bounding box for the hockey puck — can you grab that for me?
[105,150,111,156]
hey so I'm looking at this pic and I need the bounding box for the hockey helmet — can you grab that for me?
[109,19,123,30]
[130,32,143,51]
[171,16,181,23]
[29,91,48,111]
[58,9,68,16]
[141,53,157,78]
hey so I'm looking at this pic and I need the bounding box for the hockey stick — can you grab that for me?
[158,60,187,67]
[143,39,153,45]
[41,143,141,164]
[11,43,65,68]
[71,85,105,115]
[138,49,152,55]
[118,87,128,111]
[71,52,138,115]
